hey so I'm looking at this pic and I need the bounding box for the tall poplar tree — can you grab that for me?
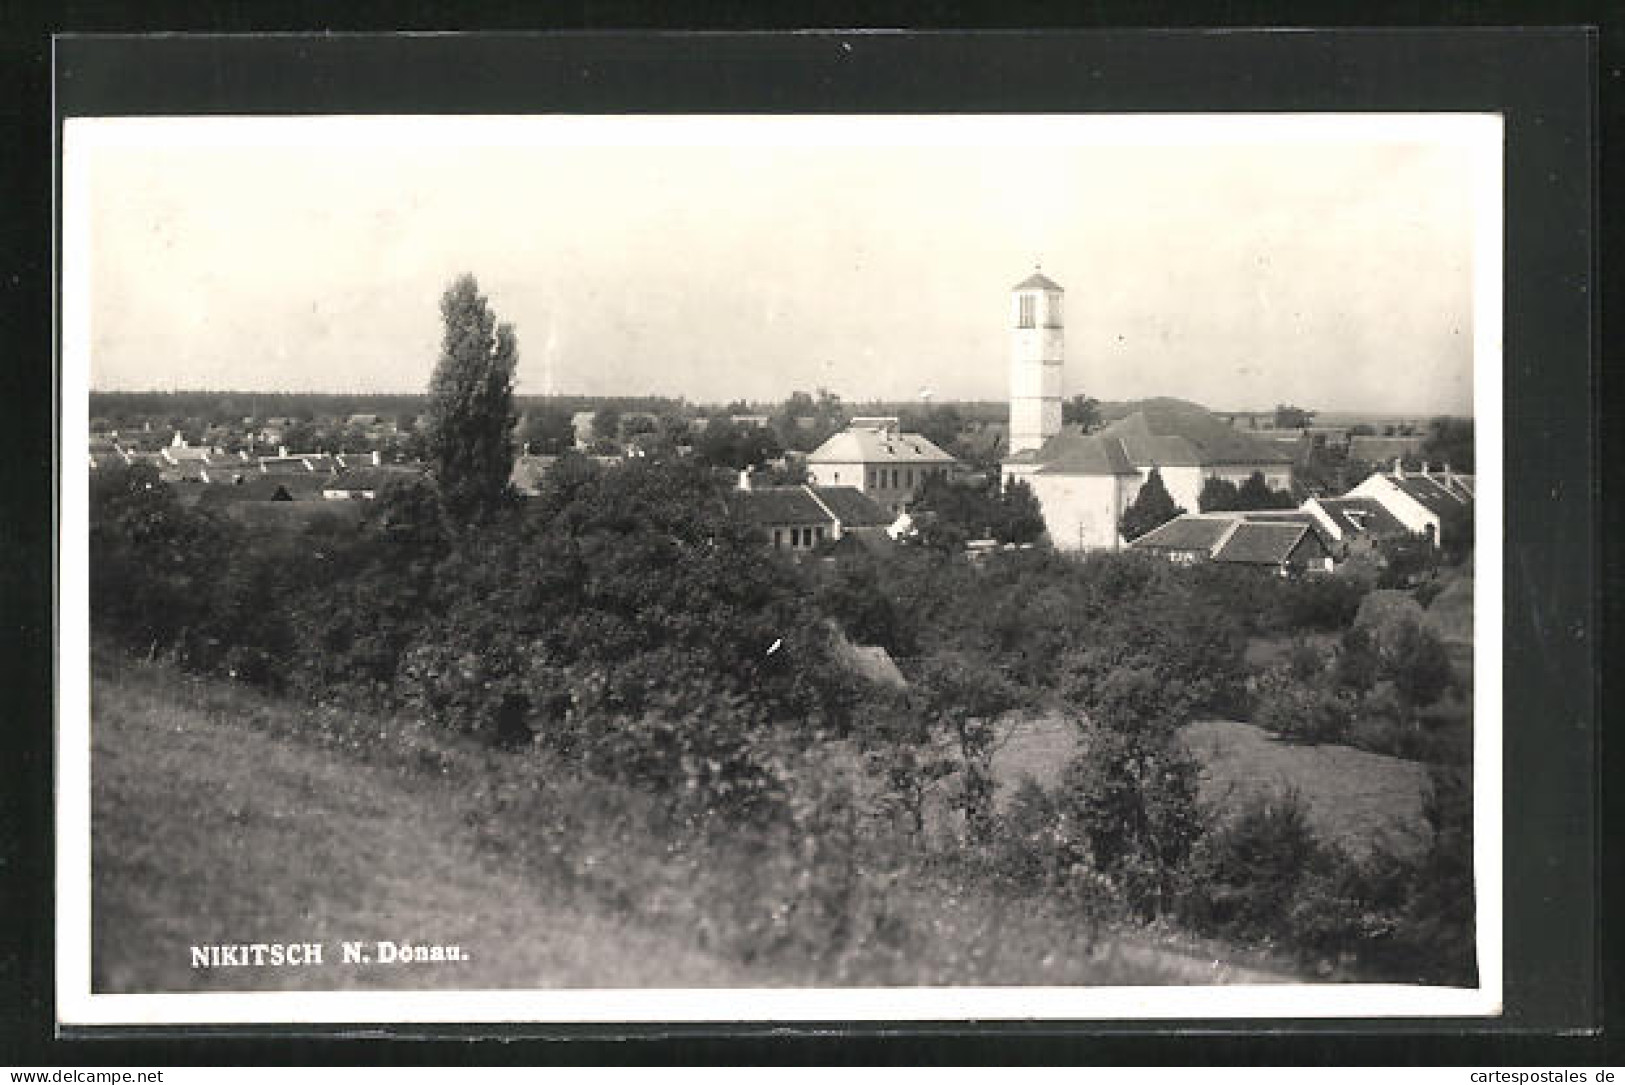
[425,274,519,519]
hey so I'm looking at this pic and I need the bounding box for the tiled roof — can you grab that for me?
[1014,271,1063,292]
[1101,410,1295,467]
[508,454,557,496]
[196,478,304,505]
[811,486,892,527]
[727,486,832,526]
[324,470,403,492]
[1212,521,1316,566]
[808,427,957,466]
[1388,474,1470,518]
[1316,497,1409,537]
[1131,515,1237,553]
[1031,434,1139,476]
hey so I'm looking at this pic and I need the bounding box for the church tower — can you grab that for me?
[1008,269,1064,456]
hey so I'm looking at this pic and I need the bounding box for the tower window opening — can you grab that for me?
[1018,294,1035,329]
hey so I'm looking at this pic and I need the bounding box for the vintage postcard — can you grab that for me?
[58,112,1502,1025]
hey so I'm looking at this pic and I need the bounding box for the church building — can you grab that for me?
[999,269,1296,551]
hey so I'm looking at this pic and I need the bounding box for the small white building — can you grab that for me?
[1345,462,1474,548]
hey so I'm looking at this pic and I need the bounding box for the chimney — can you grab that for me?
[737,469,752,492]
[1393,456,1404,479]
[279,445,288,458]
[1422,460,1430,476]
[371,449,382,466]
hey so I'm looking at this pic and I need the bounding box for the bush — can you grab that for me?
[1181,788,1321,942]
[1055,727,1203,918]
[1253,666,1354,745]
[1388,619,1453,709]
[1333,625,1381,694]
[1277,574,1368,631]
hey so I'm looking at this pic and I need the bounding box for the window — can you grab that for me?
[774,529,782,549]
[815,526,824,543]
[868,470,877,488]
[1018,294,1035,328]
[906,468,914,487]
[1044,296,1063,328]
[891,468,899,488]
[833,471,840,484]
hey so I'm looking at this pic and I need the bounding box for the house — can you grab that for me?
[1130,513,1334,574]
[727,475,892,553]
[571,411,599,449]
[805,416,959,517]
[508,453,558,497]
[321,470,403,500]
[1345,462,1474,548]
[1301,495,1413,557]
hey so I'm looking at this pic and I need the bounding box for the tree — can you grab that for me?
[516,406,576,455]
[1197,476,1241,512]
[592,404,623,444]
[1062,394,1103,433]
[425,274,519,518]
[1274,403,1316,430]
[910,651,1021,842]
[1422,416,1474,473]
[1118,467,1184,542]
[995,478,1047,546]
[1234,470,1296,510]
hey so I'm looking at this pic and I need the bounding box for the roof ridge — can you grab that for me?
[1210,518,1244,557]
[801,484,841,527]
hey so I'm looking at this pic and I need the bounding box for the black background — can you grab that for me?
[1,11,1612,1066]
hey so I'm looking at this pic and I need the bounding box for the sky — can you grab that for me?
[70,115,1495,415]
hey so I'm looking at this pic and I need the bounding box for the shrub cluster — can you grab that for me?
[1177,773,1476,985]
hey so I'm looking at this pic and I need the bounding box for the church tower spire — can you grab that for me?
[1008,267,1064,456]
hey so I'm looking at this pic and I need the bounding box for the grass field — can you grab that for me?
[91,663,750,993]
[90,655,1297,993]
[991,713,1432,857]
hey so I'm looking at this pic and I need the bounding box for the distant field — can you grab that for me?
[992,714,1432,857]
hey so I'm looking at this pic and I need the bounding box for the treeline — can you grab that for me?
[90,451,1474,985]
[89,391,689,428]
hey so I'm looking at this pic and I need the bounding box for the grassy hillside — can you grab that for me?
[992,713,1431,857]
[91,654,1295,993]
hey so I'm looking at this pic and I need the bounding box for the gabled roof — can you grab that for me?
[811,485,892,527]
[1028,433,1139,476]
[1100,410,1295,467]
[1212,521,1319,566]
[324,469,403,492]
[1131,515,1238,553]
[1014,271,1063,292]
[508,454,557,496]
[1316,496,1409,538]
[727,486,832,526]
[807,427,957,466]
[1386,473,1471,518]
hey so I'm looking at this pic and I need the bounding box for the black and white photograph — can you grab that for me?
[57,110,1502,1025]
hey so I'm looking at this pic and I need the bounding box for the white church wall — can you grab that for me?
[1027,474,1128,552]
